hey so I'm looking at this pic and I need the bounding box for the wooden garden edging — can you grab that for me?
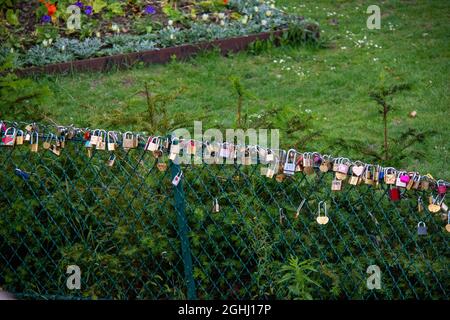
[16,29,288,76]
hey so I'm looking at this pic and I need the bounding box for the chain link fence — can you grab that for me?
[0,123,448,300]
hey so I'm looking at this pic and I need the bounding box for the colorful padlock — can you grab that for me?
[389,187,401,201]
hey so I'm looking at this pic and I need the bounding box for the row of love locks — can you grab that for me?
[1,121,449,234]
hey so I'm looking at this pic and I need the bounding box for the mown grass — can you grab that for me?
[34,0,450,179]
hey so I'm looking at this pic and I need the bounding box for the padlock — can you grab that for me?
[400,173,410,184]
[14,168,30,181]
[241,147,252,166]
[96,130,106,151]
[406,173,415,190]
[331,179,342,191]
[186,140,196,155]
[337,158,350,174]
[172,171,183,186]
[417,197,423,213]
[133,134,140,148]
[266,149,274,162]
[319,156,331,173]
[146,137,160,152]
[417,221,427,235]
[420,177,430,190]
[335,172,347,181]
[384,168,396,185]
[437,181,447,195]
[213,198,220,213]
[107,131,117,151]
[15,130,24,145]
[2,127,16,147]
[395,171,408,187]
[364,165,375,185]
[412,175,421,189]
[107,154,116,167]
[49,144,61,156]
[157,161,168,172]
[428,195,441,213]
[170,137,180,155]
[316,201,329,225]
[90,129,100,146]
[266,166,275,178]
[378,168,384,181]
[59,135,65,149]
[43,134,52,150]
[303,153,314,175]
[30,132,39,152]
[122,132,135,150]
[219,142,231,158]
[24,130,31,142]
[389,187,401,201]
[283,149,296,176]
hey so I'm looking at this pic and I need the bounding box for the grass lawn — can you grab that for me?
[34,0,450,179]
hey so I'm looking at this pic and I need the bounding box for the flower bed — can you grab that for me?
[0,0,319,69]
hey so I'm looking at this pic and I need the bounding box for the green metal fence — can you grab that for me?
[0,122,449,300]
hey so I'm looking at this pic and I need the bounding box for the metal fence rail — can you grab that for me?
[0,124,448,300]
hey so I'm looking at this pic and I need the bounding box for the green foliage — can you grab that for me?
[162,4,184,23]
[229,76,246,127]
[0,55,51,121]
[277,257,321,300]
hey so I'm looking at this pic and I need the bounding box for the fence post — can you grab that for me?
[170,160,197,300]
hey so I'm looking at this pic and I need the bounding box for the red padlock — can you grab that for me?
[389,187,401,201]
[437,183,447,195]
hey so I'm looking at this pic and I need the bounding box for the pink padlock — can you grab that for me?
[400,174,410,183]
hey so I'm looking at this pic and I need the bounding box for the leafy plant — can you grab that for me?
[277,257,321,300]
[0,54,51,121]
[229,75,247,128]
[369,81,411,161]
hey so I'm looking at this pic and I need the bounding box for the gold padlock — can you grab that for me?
[15,130,24,145]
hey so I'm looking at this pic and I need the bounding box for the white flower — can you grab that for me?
[61,45,65,51]
[220,20,225,26]
[254,6,259,12]
[242,15,248,24]
[168,20,174,26]
[218,12,225,19]
[96,31,101,38]
[170,34,175,40]
[111,24,120,32]
[265,10,272,17]
[42,39,48,47]
[48,38,53,45]
[261,19,267,26]
[202,13,209,21]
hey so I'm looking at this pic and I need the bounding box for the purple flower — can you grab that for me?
[84,5,93,15]
[41,15,51,23]
[74,1,83,8]
[144,5,156,15]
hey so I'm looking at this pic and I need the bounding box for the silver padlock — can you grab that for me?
[417,221,427,236]
[283,149,296,176]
